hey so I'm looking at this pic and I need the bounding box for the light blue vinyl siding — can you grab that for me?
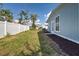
[78,4,79,39]
[48,4,79,43]
[48,19,51,32]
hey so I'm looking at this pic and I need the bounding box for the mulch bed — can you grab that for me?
[47,34,79,56]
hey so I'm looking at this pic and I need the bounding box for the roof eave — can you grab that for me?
[46,3,65,23]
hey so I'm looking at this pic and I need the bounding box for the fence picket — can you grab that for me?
[0,21,29,38]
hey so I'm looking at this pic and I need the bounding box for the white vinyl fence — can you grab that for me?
[0,21,29,38]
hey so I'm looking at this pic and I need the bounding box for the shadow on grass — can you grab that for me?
[18,29,56,56]
[37,30,62,56]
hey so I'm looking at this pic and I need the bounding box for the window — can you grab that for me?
[55,16,60,32]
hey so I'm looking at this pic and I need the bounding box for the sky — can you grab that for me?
[2,3,59,25]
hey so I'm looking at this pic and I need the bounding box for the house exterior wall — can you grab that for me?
[48,19,51,32]
[48,4,79,43]
[78,4,79,39]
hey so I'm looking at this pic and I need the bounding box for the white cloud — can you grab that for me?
[35,19,41,25]
[44,11,52,22]
[36,19,40,23]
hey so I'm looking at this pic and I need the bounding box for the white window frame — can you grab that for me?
[54,15,60,32]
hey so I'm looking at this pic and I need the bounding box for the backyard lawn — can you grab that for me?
[0,29,41,56]
[0,29,62,56]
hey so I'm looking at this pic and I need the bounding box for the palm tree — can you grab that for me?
[31,14,37,29]
[19,10,28,24]
[0,9,13,22]
[0,4,3,20]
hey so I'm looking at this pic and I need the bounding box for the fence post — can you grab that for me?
[19,24,20,33]
[4,21,7,36]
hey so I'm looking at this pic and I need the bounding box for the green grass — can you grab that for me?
[38,30,61,56]
[0,30,41,56]
[0,29,61,56]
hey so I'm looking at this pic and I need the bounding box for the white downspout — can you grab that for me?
[4,20,7,36]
